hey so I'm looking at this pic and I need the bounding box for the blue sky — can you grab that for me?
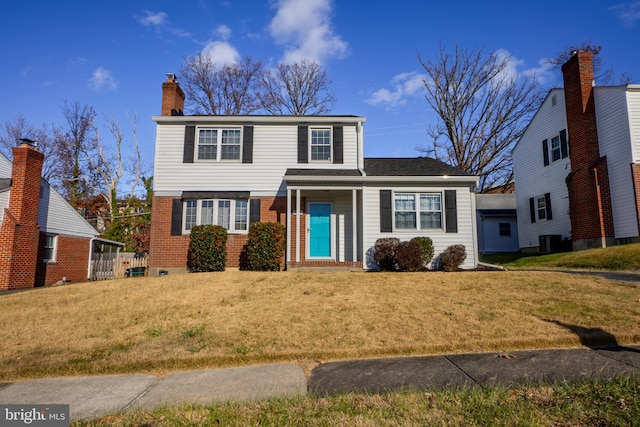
[2,0,640,185]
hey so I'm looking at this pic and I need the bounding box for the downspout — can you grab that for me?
[593,166,607,247]
[357,121,366,176]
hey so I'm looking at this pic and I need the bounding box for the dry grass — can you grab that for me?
[1,270,639,381]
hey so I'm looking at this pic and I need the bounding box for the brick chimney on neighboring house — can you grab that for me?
[0,143,44,290]
[561,51,615,250]
[161,73,185,116]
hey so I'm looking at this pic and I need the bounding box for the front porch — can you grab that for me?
[285,183,364,270]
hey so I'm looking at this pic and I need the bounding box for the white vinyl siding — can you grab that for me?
[153,122,360,197]
[513,89,572,249]
[595,86,638,239]
[362,184,477,270]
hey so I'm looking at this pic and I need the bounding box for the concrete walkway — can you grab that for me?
[1,346,639,421]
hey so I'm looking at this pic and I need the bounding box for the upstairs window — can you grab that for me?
[551,135,561,162]
[310,128,331,161]
[197,128,241,161]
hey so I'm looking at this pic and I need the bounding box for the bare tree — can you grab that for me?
[417,45,542,192]
[545,41,633,85]
[179,54,264,115]
[0,114,59,182]
[260,60,336,115]
[53,101,98,207]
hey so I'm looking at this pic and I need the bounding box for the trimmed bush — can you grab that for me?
[374,238,400,271]
[439,244,467,272]
[411,236,434,268]
[188,225,227,272]
[245,222,286,271]
[395,240,425,272]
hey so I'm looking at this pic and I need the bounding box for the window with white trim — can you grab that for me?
[196,127,241,161]
[536,195,547,221]
[551,135,561,162]
[183,199,249,233]
[394,193,442,230]
[310,128,331,161]
[43,234,57,263]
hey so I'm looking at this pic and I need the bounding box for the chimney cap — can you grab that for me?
[18,138,37,149]
[166,73,177,82]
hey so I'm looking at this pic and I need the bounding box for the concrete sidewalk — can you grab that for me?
[1,346,639,421]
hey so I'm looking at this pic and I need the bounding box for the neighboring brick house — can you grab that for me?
[513,51,640,252]
[0,143,113,289]
[149,75,480,274]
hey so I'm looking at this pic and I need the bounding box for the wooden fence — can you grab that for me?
[90,255,148,280]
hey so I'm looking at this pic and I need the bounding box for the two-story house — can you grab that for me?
[149,75,480,274]
[513,51,640,252]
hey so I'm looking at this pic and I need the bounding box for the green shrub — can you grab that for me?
[374,238,400,271]
[439,244,467,272]
[395,240,425,272]
[188,225,227,272]
[245,222,285,271]
[411,236,434,268]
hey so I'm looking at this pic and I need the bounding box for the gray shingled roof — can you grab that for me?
[285,168,362,177]
[364,158,471,176]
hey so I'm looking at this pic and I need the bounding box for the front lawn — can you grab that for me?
[1,270,639,381]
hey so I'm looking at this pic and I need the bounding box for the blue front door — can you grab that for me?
[309,203,331,257]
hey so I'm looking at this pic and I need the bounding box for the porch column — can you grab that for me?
[352,189,358,263]
[296,189,301,263]
[286,188,291,263]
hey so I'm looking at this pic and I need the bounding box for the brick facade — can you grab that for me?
[35,234,92,287]
[562,51,615,249]
[148,195,289,273]
[0,144,44,290]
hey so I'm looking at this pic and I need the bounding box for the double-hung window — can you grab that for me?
[197,128,241,161]
[551,135,561,162]
[536,195,547,220]
[310,128,331,161]
[394,193,443,230]
[183,199,249,233]
[43,234,57,263]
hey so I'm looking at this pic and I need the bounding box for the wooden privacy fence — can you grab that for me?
[90,255,148,280]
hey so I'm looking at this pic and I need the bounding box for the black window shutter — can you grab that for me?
[242,125,253,163]
[249,199,261,225]
[542,139,549,166]
[380,190,392,232]
[559,129,568,159]
[444,190,458,233]
[545,192,553,220]
[171,199,183,236]
[333,125,343,164]
[297,125,308,163]
[183,125,195,163]
[529,197,536,223]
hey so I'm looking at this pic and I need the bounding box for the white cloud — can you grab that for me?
[202,41,240,65]
[136,10,168,27]
[367,72,426,107]
[268,0,348,64]
[610,1,640,26]
[88,67,117,91]
[216,24,232,40]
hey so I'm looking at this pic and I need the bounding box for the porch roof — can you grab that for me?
[364,158,473,176]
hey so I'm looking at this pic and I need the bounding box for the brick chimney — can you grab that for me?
[161,73,185,116]
[562,51,615,250]
[0,143,44,289]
